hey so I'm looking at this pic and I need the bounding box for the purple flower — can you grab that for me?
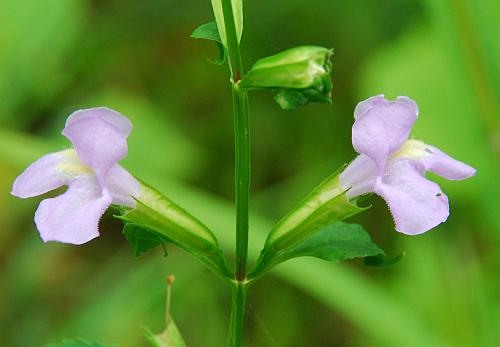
[11,108,140,245]
[340,95,476,235]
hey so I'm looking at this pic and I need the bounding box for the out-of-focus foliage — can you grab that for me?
[47,339,116,347]
[0,0,498,347]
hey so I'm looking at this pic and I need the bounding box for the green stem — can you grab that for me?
[218,0,250,346]
[219,0,250,283]
[227,282,248,347]
[232,84,250,281]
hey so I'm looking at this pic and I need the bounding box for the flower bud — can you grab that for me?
[240,46,333,109]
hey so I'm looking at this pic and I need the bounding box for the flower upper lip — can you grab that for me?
[62,107,132,189]
[352,95,419,175]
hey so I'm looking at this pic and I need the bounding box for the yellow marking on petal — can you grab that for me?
[56,149,93,176]
[390,139,432,161]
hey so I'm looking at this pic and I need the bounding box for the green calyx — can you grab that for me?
[116,181,232,279]
[248,167,369,279]
[242,46,332,88]
[265,169,366,249]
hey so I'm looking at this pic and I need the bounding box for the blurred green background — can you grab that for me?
[1,0,499,346]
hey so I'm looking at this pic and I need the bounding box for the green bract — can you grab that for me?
[249,222,385,280]
[191,21,226,65]
[116,181,232,279]
[240,46,333,109]
[364,252,406,267]
[122,224,169,257]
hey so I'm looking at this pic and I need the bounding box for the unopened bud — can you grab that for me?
[240,46,333,109]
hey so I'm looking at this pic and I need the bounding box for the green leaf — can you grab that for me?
[122,224,169,257]
[46,339,116,347]
[143,317,187,347]
[364,252,405,267]
[190,22,226,65]
[210,0,243,48]
[249,222,384,279]
[116,181,232,279]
